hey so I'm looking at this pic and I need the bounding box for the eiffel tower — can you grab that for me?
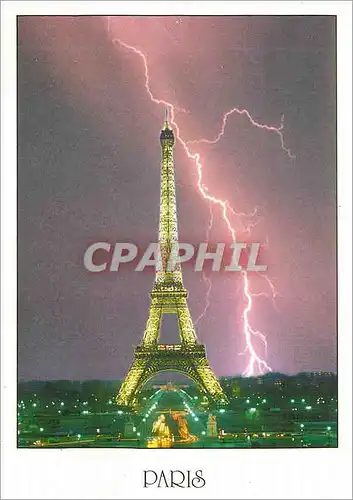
[116,109,228,408]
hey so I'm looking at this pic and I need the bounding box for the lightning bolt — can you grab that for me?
[250,274,281,314]
[195,204,214,328]
[187,111,295,160]
[241,270,272,376]
[106,18,291,376]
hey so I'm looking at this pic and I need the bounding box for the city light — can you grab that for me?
[17,370,337,449]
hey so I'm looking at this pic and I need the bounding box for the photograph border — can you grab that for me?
[2,1,352,499]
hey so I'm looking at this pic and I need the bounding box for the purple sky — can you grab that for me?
[18,16,336,380]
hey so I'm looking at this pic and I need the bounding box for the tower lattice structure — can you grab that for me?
[116,109,228,408]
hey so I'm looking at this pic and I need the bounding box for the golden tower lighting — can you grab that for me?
[116,109,228,408]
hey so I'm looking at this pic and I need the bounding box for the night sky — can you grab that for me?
[18,16,336,381]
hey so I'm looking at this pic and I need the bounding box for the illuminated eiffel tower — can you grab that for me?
[116,109,228,408]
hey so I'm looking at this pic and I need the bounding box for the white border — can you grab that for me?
[1,2,352,499]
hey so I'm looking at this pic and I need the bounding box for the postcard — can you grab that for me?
[1,2,352,499]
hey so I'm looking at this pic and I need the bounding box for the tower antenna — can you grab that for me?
[165,106,169,127]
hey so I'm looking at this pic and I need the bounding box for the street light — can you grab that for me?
[326,426,332,446]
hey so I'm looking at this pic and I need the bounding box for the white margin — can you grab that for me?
[1,1,352,499]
